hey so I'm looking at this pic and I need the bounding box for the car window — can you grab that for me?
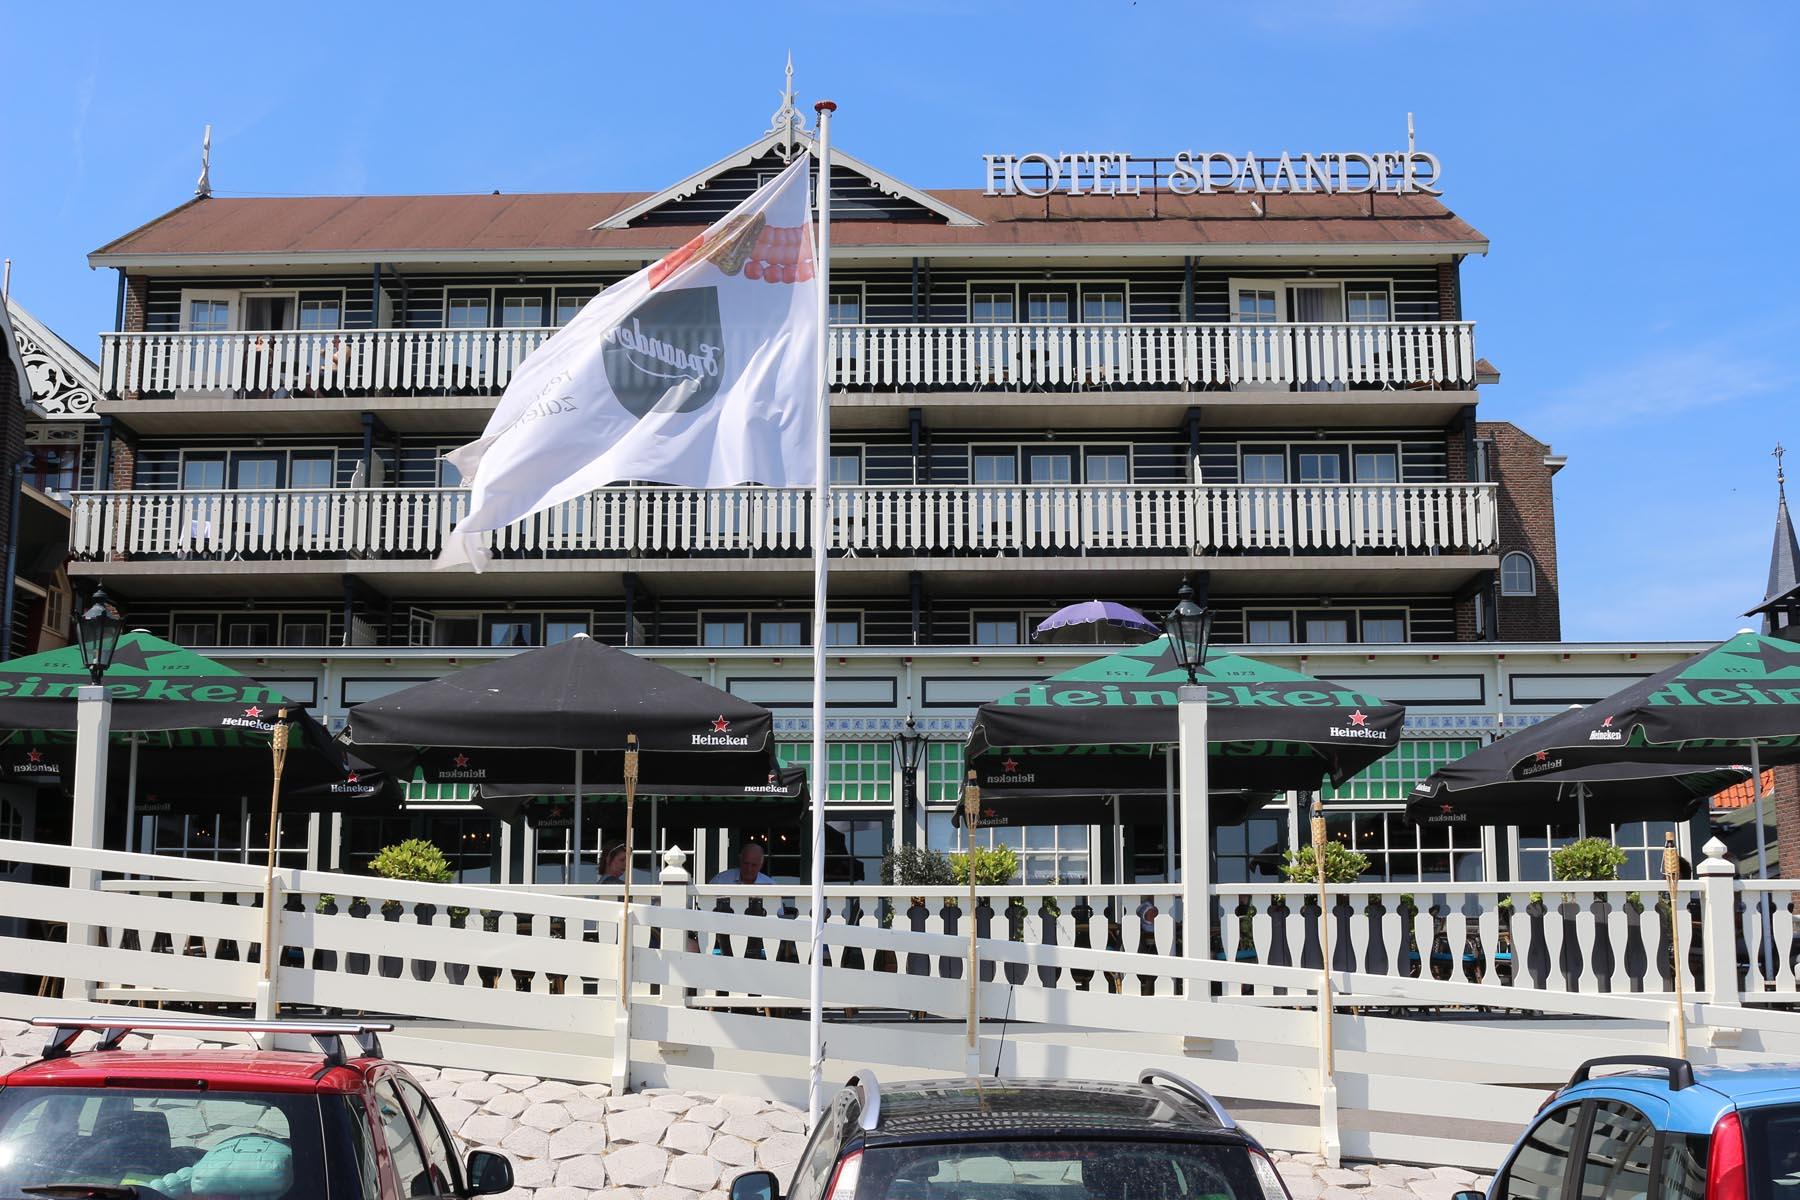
[787,1095,846,1200]
[1578,1101,1655,1200]
[375,1079,432,1198]
[855,1139,1263,1200]
[1658,1133,1708,1200]
[397,1078,461,1197]
[1742,1105,1800,1200]
[1504,1101,1585,1200]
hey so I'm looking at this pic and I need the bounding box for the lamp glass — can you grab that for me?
[76,587,124,685]
[1163,582,1212,684]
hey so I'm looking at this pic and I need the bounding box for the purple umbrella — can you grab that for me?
[1033,600,1160,644]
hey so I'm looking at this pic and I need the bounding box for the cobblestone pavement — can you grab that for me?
[0,1020,1494,1199]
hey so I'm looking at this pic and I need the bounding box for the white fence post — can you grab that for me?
[66,684,113,1002]
[1696,837,1741,1020]
[657,846,693,1013]
[255,873,283,1020]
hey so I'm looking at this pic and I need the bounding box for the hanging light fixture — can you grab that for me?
[1163,579,1213,686]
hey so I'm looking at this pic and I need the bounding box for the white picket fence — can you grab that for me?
[66,482,1498,561]
[6,836,1800,1170]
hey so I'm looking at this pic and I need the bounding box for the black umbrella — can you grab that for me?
[478,764,809,827]
[346,634,777,1010]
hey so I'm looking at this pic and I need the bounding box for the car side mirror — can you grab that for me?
[731,1169,782,1200]
[1452,1191,1485,1200]
[465,1149,514,1197]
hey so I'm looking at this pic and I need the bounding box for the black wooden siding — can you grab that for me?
[635,150,947,226]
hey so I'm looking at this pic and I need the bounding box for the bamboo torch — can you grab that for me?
[616,735,640,1019]
[1312,799,1336,1085]
[1666,831,1687,1059]
[963,770,981,1077]
[260,708,290,994]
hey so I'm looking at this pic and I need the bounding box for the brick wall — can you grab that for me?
[1775,764,1800,878]
[1436,261,1461,322]
[122,272,147,333]
[109,438,136,490]
[1480,420,1562,641]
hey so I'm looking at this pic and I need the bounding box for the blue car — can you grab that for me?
[1470,1055,1800,1200]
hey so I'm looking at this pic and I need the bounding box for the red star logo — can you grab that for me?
[1002,758,1020,773]
[244,706,263,719]
[1600,716,1614,728]
[345,772,360,785]
[453,753,470,768]
[1440,804,1455,815]
[1348,710,1368,727]
[711,716,731,733]
[1534,750,1550,762]
[25,749,41,763]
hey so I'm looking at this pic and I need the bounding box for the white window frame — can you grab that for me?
[827,283,865,326]
[1501,551,1537,597]
[179,290,240,333]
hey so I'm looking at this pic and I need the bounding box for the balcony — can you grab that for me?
[97,320,1478,401]
[69,482,1497,564]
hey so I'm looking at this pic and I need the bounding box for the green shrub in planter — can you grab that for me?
[950,844,1018,888]
[368,839,457,916]
[881,845,956,889]
[1279,842,1370,885]
[1551,837,1633,905]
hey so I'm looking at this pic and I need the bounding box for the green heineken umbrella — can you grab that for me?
[964,636,1404,822]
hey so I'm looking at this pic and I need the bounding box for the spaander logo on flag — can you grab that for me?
[438,154,821,570]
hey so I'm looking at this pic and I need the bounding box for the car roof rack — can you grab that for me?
[1568,1055,1695,1092]
[848,1070,881,1131]
[1139,1067,1238,1130]
[31,1017,395,1068]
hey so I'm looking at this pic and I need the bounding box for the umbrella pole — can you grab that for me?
[1311,800,1336,1098]
[963,770,981,1077]
[1164,748,1176,883]
[124,734,140,856]
[1665,831,1687,1058]
[573,749,584,885]
[1577,783,1588,840]
[615,735,638,1078]
[258,709,290,1019]
[1752,738,1774,980]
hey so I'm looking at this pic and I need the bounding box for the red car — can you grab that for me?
[0,1017,512,1199]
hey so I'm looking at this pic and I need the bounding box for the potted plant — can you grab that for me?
[952,845,1019,981]
[367,839,456,982]
[877,846,955,972]
[1277,842,1370,973]
[1550,836,1630,988]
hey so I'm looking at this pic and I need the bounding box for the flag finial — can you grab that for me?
[769,51,807,161]
[195,124,213,198]
[1778,442,1787,499]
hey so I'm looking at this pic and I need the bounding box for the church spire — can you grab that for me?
[1766,442,1799,634]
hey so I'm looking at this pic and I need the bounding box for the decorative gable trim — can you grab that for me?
[5,300,99,420]
[593,131,982,230]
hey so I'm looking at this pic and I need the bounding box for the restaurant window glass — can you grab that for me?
[778,742,894,805]
[972,290,1014,324]
[1082,291,1125,323]
[1360,612,1407,643]
[1518,819,1679,883]
[1213,813,1286,885]
[1302,615,1350,644]
[925,741,965,804]
[1026,292,1069,324]
[1324,738,1481,802]
[825,817,887,885]
[1321,809,1484,883]
[757,617,806,647]
[929,815,1090,886]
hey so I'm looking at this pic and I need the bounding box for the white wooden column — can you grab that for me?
[68,685,113,1002]
[1177,685,1209,960]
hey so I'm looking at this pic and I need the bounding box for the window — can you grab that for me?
[973,613,1021,645]
[1360,612,1407,643]
[1297,452,1344,484]
[972,290,1014,324]
[1518,819,1680,883]
[828,292,861,325]
[757,617,806,647]
[1347,285,1392,323]
[1578,1100,1656,1200]
[555,289,598,326]
[1502,551,1537,596]
[224,618,274,646]
[830,454,862,485]
[1318,809,1486,883]
[1302,615,1350,644]
[786,1099,844,1200]
[825,614,860,646]
[1325,738,1482,803]
[1082,291,1125,323]
[173,617,219,647]
[184,296,233,333]
[925,741,966,804]
[825,817,887,884]
[1235,289,1279,324]
[397,1078,461,1197]
[281,616,328,646]
[1214,814,1287,885]
[1241,452,1286,484]
[929,815,1090,885]
[1502,1102,1583,1200]
[1658,1134,1709,1200]
[500,295,545,328]
[375,1080,433,1199]
[703,616,748,647]
[446,295,490,328]
[1025,292,1069,324]
[1246,612,1292,644]
[484,615,539,647]
[973,453,1017,485]
[298,296,342,330]
[544,614,589,645]
[290,454,335,490]
[1354,450,1399,483]
[778,741,894,805]
[1086,453,1128,484]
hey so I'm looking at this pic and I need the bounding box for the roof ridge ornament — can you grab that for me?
[195,124,213,198]
[768,52,808,162]
[1777,442,1787,501]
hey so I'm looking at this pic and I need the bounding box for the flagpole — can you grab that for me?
[807,98,836,1128]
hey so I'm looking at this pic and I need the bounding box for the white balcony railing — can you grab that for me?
[68,482,1497,561]
[97,320,1478,397]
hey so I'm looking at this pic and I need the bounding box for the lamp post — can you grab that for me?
[69,587,124,1000]
[1164,579,1212,960]
[894,714,927,845]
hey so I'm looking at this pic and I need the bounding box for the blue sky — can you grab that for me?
[2,1,1794,644]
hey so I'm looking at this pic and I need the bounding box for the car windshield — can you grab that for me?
[0,1086,327,1200]
[859,1139,1265,1200]
[1745,1105,1800,1200]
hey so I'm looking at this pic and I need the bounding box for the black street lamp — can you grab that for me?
[894,713,928,826]
[75,586,124,686]
[1163,579,1213,685]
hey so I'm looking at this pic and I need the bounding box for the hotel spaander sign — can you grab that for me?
[981,150,1443,197]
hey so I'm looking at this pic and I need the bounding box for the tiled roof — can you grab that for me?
[1713,769,1774,810]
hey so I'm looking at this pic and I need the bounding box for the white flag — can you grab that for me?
[438,154,820,569]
